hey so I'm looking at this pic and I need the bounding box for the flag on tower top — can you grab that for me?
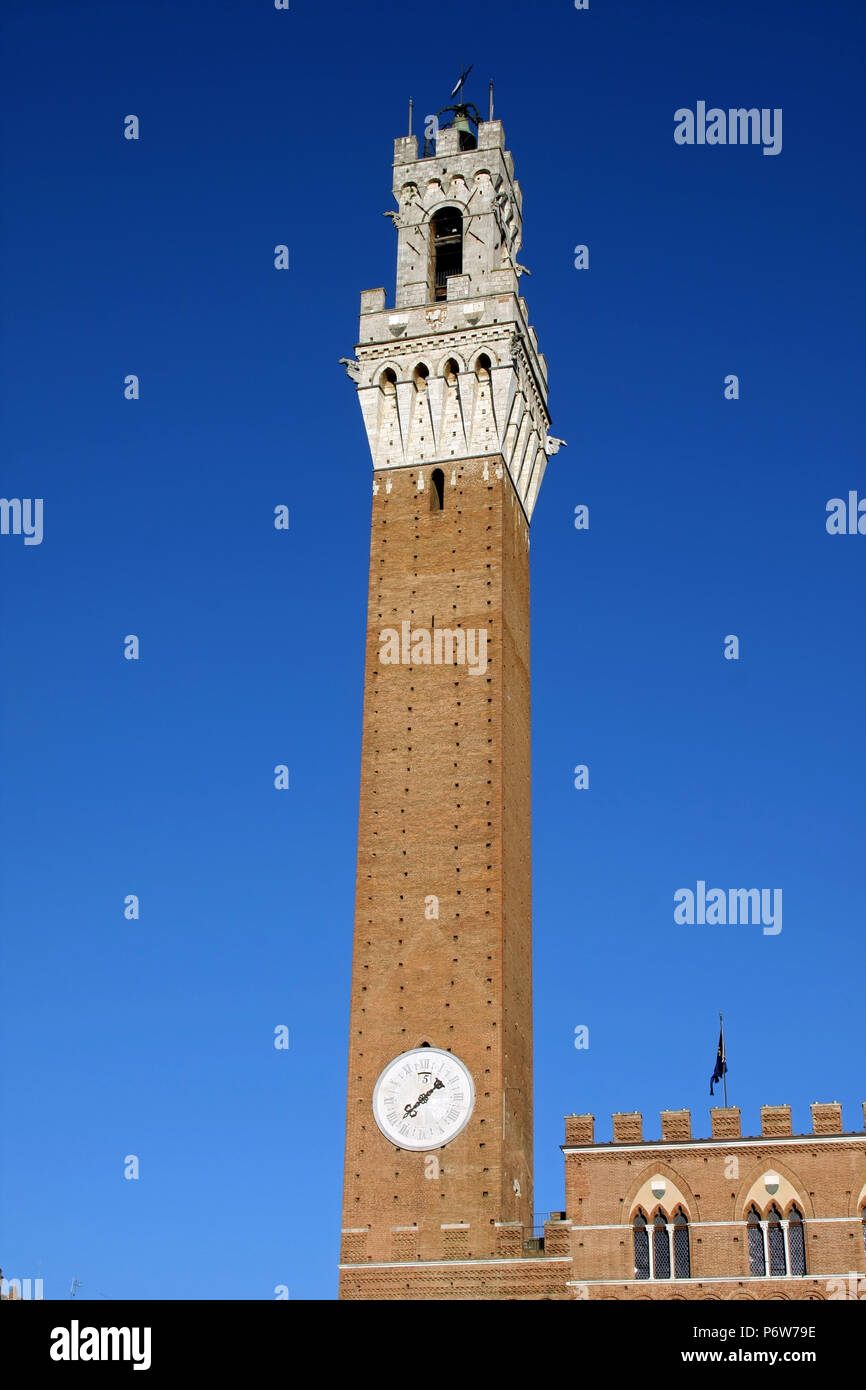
[710,1025,728,1097]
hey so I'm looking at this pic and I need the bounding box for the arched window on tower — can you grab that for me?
[747,1205,766,1276]
[430,468,445,512]
[673,1208,691,1278]
[787,1204,806,1276]
[633,1210,650,1280]
[862,1206,866,1261]
[430,207,463,301]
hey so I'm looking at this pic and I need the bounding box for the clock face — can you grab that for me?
[372,1047,475,1151]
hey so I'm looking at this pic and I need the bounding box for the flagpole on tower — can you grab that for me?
[720,1010,728,1107]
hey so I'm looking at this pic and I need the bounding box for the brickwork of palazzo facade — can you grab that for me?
[339,1100,866,1300]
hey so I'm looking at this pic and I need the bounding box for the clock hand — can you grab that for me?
[402,1077,446,1119]
[402,1091,429,1119]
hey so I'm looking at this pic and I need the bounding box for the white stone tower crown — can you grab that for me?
[345,109,557,521]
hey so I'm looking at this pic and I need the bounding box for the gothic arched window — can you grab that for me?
[747,1205,766,1276]
[673,1208,691,1278]
[767,1204,787,1276]
[430,207,462,301]
[747,1201,808,1278]
[633,1204,692,1281]
[633,1210,650,1280]
[788,1205,806,1276]
[430,468,445,512]
[653,1211,671,1279]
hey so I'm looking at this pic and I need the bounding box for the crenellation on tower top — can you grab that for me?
[476,119,505,152]
[393,134,418,165]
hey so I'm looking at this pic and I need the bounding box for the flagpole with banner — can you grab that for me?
[710,1012,728,1103]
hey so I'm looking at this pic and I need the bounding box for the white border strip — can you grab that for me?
[564,1134,863,1154]
[573,1215,858,1232]
[339,1256,572,1270]
[566,1274,848,1287]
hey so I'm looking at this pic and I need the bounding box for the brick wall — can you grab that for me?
[341,458,534,1269]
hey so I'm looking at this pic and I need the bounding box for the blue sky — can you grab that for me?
[1,0,863,1300]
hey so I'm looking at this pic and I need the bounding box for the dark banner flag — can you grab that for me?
[710,1025,727,1096]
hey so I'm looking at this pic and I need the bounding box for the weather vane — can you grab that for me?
[435,64,483,150]
[450,65,473,103]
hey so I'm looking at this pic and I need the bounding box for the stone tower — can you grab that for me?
[339,97,558,1300]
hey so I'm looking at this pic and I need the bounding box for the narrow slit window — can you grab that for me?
[747,1205,765,1276]
[653,1211,671,1279]
[633,1210,650,1280]
[788,1205,806,1276]
[767,1204,787,1276]
[430,468,445,512]
[673,1208,690,1279]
